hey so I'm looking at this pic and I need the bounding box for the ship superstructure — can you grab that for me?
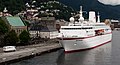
[57,6,112,53]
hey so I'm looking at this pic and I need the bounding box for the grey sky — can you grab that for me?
[98,0,120,5]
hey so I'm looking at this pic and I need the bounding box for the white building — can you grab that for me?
[29,26,58,39]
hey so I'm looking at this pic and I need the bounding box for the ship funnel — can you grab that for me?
[89,11,96,23]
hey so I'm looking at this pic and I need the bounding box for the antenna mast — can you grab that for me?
[97,12,100,23]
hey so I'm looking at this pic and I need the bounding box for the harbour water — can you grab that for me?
[9,31,120,65]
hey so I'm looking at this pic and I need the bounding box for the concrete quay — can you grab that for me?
[0,43,62,64]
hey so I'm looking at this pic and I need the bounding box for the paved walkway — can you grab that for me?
[0,43,61,63]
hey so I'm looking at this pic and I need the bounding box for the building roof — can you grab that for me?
[41,17,55,21]
[6,16,25,26]
[30,25,57,32]
[111,20,119,22]
[40,27,57,32]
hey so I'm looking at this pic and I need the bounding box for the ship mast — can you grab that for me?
[78,6,84,23]
[80,6,83,17]
[97,12,100,23]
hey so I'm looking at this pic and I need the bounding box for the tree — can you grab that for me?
[19,30,30,45]
[0,18,9,35]
[0,18,9,46]
[3,30,19,46]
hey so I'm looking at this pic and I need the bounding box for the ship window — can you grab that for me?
[81,27,92,29]
[61,28,81,30]
[105,29,108,31]
[94,24,106,26]
[61,27,92,30]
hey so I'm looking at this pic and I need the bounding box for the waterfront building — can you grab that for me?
[40,17,56,26]
[29,17,58,39]
[40,17,58,39]
[111,19,120,29]
[29,25,58,39]
[5,16,27,35]
[29,25,41,38]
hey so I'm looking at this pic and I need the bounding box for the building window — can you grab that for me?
[19,29,20,33]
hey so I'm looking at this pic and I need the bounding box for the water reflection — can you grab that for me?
[10,42,111,65]
[10,51,59,65]
[57,42,111,65]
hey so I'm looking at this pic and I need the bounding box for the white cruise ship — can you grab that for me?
[57,6,112,53]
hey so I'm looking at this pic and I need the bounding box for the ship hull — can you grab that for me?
[59,33,112,53]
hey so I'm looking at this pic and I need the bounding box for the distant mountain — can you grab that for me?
[58,0,120,20]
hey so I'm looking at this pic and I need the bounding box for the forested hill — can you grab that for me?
[1,0,120,20]
[0,0,54,15]
[58,0,120,20]
[0,0,74,21]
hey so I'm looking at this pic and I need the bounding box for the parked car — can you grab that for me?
[3,46,16,52]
